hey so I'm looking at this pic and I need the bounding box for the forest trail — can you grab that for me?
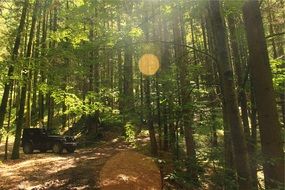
[0,136,161,190]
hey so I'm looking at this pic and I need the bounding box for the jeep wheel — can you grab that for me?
[66,147,75,153]
[40,148,47,153]
[52,143,63,154]
[23,143,33,154]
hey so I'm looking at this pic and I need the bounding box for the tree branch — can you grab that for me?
[266,32,285,39]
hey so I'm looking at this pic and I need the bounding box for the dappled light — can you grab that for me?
[0,137,134,189]
[100,151,161,190]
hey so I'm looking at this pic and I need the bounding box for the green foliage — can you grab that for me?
[0,122,15,139]
[270,58,285,92]
[161,4,172,15]
[141,43,160,55]
[165,158,203,189]
[223,0,244,16]
[101,110,123,128]
[52,90,111,116]
[129,27,143,38]
[123,122,136,143]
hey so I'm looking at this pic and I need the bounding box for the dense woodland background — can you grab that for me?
[0,0,284,189]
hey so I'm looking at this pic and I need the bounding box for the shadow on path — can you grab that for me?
[0,137,132,190]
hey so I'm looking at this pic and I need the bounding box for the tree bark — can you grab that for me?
[123,38,134,116]
[173,4,198,183]
[243,0,284,188]
[143,2,158,156]
[12,0,40,159]
[0,0,29,140]
[227,15,251,143]
[208,1,252,189]
[31,8,42,123]
[249,78,258,189]
[161,16,171,152]
[38,0,49,122]
[228,14,258,189]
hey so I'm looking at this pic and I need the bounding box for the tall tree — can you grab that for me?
[142,2,158,156]
[208,1,252,189]
[173,4,198,183]
[0,0,29,140]
[243,0,284,188]
[38,0,49,122]
[227,14,257,189]
[227,15,251,144]
[12,0,40,159]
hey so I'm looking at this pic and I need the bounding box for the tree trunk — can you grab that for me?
[46,3,58,131]
[160,16,171,152]
[243,0,284,188]
[38,0,49,122]
[4,84,13,160]
[12,0,40,159]
[208,1,252,189]
[123,37,134,116]
[145,77,158,156]
[227,14,257,189]
[86,9,100,134]
[141,2,158,156]
[267,4,285,127]
[47,93,54,129]
[249,78,258,189]
[0,0,29,140]
[155,75,162,149]
[25,0,41,129]
[31,9,42,123]
[227,15,251,143]
[173,5,198,183]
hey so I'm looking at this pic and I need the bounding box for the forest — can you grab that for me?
[0,0,284,189]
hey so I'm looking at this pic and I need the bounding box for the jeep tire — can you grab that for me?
[23,142,33,154]
[40,148,47,153]
[66,147,75,153]
[52,143,63,154]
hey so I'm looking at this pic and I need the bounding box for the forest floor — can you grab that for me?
[0,133,162,190]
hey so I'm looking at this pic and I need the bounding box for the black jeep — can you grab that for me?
[21,128,78,154]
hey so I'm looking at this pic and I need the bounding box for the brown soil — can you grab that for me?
[100,150,161,190]
[0,137,162,190]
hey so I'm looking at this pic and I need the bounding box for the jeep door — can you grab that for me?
[33,129,48,149]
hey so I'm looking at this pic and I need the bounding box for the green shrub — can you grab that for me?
[124,122,136,143]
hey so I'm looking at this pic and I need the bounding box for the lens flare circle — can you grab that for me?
[139,54,160,76]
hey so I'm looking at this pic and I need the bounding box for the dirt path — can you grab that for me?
[100,150,161,190]
[0,137,135,190]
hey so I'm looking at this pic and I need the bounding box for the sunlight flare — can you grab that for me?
[138,54,160,76]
